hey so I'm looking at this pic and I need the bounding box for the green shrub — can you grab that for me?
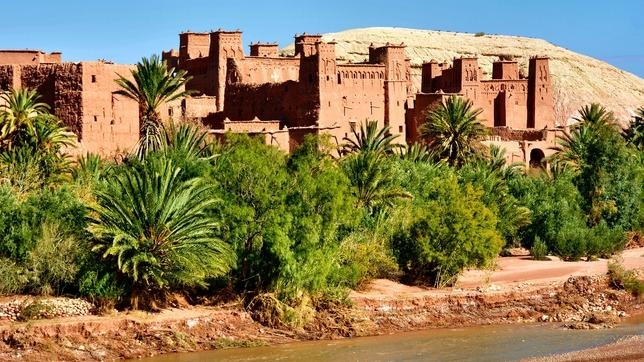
[530,237,548,260]
[608,260,644,298]
[586,221,625,259]
[78,268,126,313]
[18,299,54,321]
[474,32,485,37]
[0,186,88,261]
[392,179,503,287]
[0,258,28,295]
[334,226,399,289]
[554,225,587,261]
[24,223,85,295]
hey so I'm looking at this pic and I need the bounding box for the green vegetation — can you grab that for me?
[421,95,488,166]
[115,54,193,159]
[0,73,642,329]
[608,260,644,298]
[530,237,548,261]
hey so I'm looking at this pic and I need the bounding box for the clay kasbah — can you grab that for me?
[0,27,642,362]
[0,29,555,164]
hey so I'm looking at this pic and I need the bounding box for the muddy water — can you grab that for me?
[143,318,643,362]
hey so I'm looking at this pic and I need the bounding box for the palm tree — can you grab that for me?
[421,96,488,166]
[0,88,52,150]
[115,55,193,159]
[89,158,234,310]
[162,121,216,160]
[397,143,433,163]
[572,103,618,132]
[342,151,411,212]
[342,120,401,155]
[623,107,644,150]
[0,89,74,190]
[550,126,597,172]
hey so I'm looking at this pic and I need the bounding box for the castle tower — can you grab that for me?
[453,57,480,100]
[492,61,519,80]
[369,44,408,140]
[421,60,444,93]
[249,43,279,57]
[208,30,244,110]
[179,32,210,63]
[311,41,339,130]
[528,57,554,129]
[294,34,323,57]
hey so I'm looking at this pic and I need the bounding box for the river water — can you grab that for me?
[142,316,643,362]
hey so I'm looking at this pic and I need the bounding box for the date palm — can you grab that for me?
[623,107,644,150]
[89,158,234,310]
[0,88,52,150]
[342,151,411,212]
[342,120,401,155]
[421,96,488,166]
[115,55,192,159]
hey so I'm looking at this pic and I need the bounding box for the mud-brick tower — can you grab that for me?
[528,57,554,129]
[369,43,408,140]
[208,30,244,111]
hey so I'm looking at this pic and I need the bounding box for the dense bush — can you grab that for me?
[0,187,89,296]
[392,175,503,287]
[530,237,548,261]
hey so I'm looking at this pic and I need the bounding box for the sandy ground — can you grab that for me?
[459,248,644,288]
[351,248,644,300]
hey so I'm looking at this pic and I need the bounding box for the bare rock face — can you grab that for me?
[283,27,644,126]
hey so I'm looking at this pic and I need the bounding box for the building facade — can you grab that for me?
[0,29,559,165]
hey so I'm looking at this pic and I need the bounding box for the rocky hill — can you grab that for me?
[283,27,644,126]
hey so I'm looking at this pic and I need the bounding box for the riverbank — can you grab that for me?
[1,248,642,361]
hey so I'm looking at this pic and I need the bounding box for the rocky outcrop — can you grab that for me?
[283,27,644,126]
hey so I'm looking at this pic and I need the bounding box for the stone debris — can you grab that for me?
[0,297,94,321]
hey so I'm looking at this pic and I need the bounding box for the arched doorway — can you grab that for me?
[529,148,545,168]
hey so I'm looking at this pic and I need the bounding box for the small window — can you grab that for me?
[93,115,98,122]
[168,107,174,117]
[91,75,97,83]
[398,125,403,133]
[337,74,341,84]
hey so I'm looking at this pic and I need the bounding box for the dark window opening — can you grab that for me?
[398,125,403,133]
[91,75,97,83]
[93,115,98,122]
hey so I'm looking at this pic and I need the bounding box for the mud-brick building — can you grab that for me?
[406,56,558,166]
[0,51,178,156]
[163,31,414,152]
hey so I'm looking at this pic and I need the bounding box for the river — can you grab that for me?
[142,316,643,362]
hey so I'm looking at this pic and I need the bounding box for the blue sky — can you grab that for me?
[3,0,642,77]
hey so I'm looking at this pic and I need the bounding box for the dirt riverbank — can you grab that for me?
[1,248,642,361]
